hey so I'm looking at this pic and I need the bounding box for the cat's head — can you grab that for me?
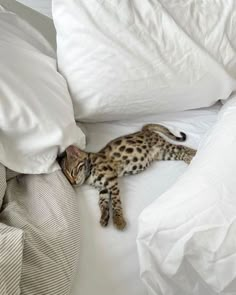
[59,145,89,186]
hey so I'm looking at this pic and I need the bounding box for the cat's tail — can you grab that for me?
[142,124,186,142]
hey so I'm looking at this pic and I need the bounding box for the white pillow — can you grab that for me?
[53,0,236,122]
[0,6,85,174]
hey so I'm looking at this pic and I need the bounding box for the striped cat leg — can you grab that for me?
[158,144,196,164]
[110,184,126,230]
[99,189,110,227]
[181,147,196,164]
[172,146,196,164]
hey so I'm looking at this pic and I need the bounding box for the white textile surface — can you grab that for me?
[0,6,85,173]
[137,94,236,295]
[53,0,236,122]
[72,105,219,295]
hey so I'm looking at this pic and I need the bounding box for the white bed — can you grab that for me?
[72,106,219,295]
[1,1,236,295]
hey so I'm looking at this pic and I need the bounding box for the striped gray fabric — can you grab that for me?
[0,168,80,295]
[0,223,23,295]
[0,164,24,295]
[5,168,20,182]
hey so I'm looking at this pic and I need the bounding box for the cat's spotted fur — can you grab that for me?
[59,124,196,230]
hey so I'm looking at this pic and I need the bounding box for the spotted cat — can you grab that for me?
[59,124,196,230]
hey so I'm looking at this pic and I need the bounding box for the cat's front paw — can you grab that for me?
[113,213,127,230]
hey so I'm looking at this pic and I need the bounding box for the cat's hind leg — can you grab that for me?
[182,147,196,164]
[155,144,196,164]
[99,189,110,227]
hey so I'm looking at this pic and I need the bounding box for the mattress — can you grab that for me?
[71,104,220,295]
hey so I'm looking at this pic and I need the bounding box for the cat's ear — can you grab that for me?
[66,145,83,160]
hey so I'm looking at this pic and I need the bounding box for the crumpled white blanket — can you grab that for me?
[137,93,236,295]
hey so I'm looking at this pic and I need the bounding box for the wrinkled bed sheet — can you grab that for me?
[0,164,80,295]
[137,94,236,295]
[70,104,220,295]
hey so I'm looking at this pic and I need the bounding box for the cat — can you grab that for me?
[59,124,196,230]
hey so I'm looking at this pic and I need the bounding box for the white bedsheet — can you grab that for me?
[71,105,220,295]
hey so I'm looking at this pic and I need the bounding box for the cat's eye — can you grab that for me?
[72,164,83,177]
[78,164,84,171]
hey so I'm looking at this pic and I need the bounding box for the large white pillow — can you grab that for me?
[0,6,85,173]
[53,0,236,122]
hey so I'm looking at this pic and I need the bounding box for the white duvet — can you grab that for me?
[137,94,236,295]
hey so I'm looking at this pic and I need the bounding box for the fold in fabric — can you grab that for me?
[137,94,236,295]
